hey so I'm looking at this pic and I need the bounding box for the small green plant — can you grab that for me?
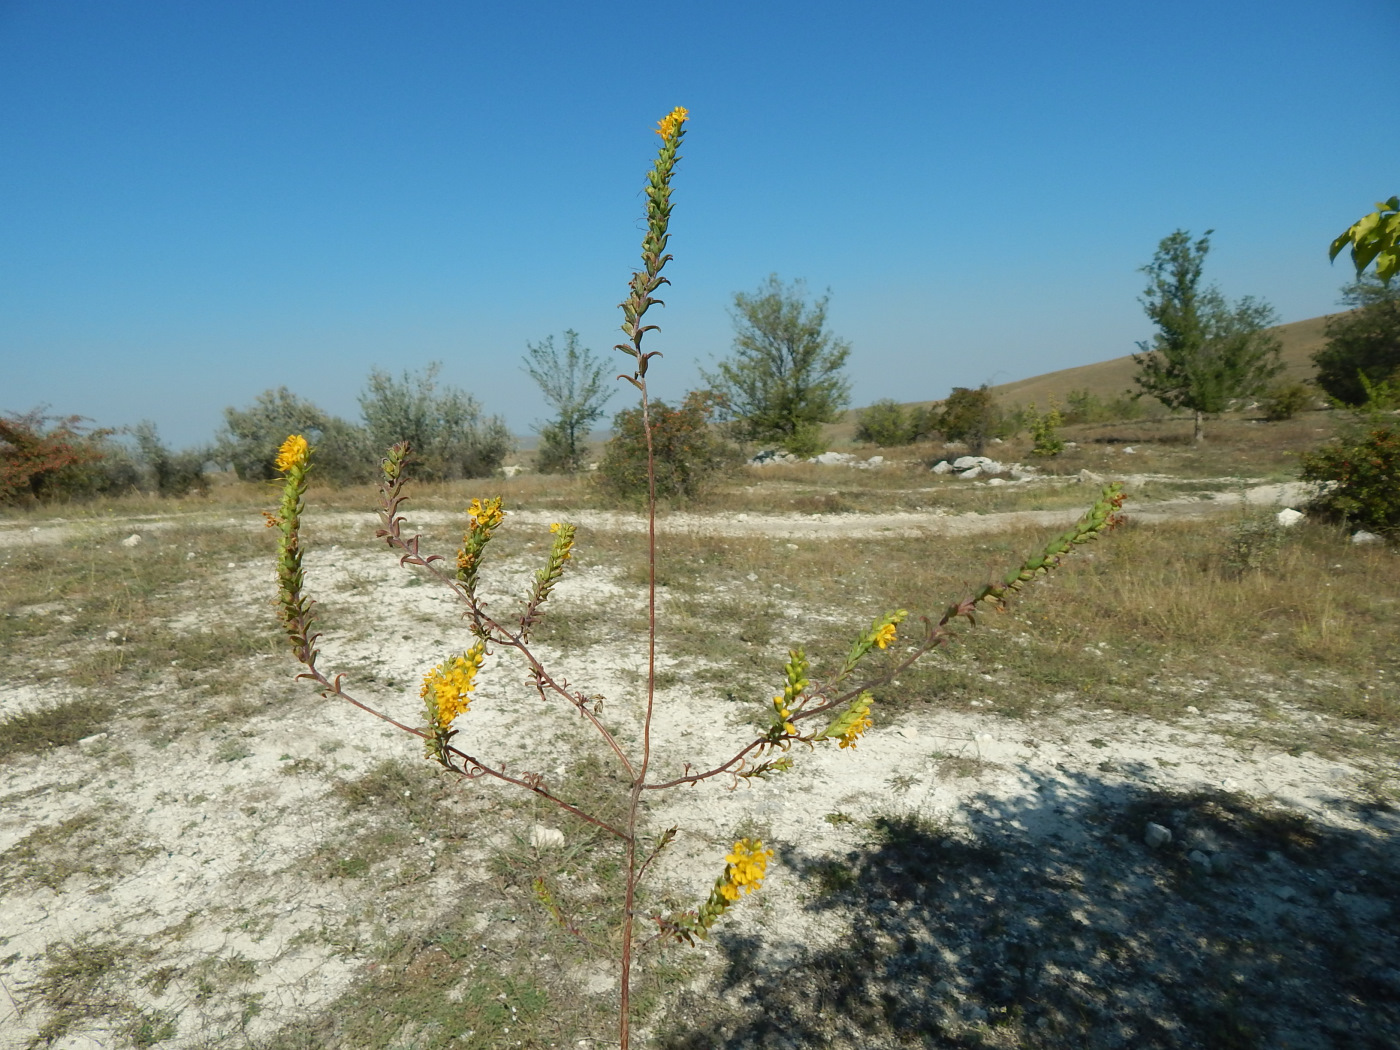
[1025,400,1066,456]
[1220,513,1285,575]
[264,107,1125,1050]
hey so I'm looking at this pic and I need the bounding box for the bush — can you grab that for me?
[855,400,919,447]
[1220,514,1285,575]
[1062,389,1149,425]
[598,391,739,501]
[935,386,1002,454]
[1300,420,1400,538]
[0,410,112,503]
[360,364,511,481]
[1259,382,1314,422]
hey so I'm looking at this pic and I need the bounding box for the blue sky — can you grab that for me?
[2,0,1397,448]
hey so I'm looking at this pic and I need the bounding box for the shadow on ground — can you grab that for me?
[658,765,1400,1050]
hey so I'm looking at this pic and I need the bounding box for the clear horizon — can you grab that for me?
[3,0,1397,450]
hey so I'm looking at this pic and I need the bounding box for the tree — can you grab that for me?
[936,385,1002,454]
[1312,278,1400,406]
[1331,196,1400,285]
[1132,229,1282,443]
[359,363,511,481]
[703,275,851,457]
[522,330,613,474]
[217,387,370,485]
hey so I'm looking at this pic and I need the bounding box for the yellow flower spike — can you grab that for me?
[873,622,898,650]
[656,106,689,140]
[421,642,487,733]
[816,691,875,749]
[458,497,506,593]
[275,434,310,473]
[718,839,773,900]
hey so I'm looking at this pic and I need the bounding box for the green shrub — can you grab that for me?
[1062,389,1150,425]
[1220,514,1285,574]
[598,391,738,501]
[855,400,919,447]
[1259,382,1314,422]
[1300,420,1400,537]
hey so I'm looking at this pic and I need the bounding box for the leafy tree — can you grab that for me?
[217,387,370,485]
[132,422,208,496]
[703,275,851,457]
[360,364,511,481]
[1312,278,1400,406]
[935,385,1002,455]
[1132,229,1282,443]
[523,330,613,474]
[855,400,913,447]
[598,391,738,501]
[1331,196,1400,285]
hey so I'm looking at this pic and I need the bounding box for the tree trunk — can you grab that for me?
[1193,409,1204,444]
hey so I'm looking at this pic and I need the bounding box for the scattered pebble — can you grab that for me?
[121,534,143,547]
[1144,822,1172,848]
[1277,508,1304,527]
[1351,530,1381,545]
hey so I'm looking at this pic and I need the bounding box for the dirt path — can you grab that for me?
[0,480,1317,548]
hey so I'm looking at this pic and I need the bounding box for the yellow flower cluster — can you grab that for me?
[549,522,575,561]
[421,643,486,729]
[468,497,505,531]
[276,434,309,472]
[837,710,874,749]
[656,106,689,140]
[719,839,772,901]
[772,696,796,736]
[873,622,898,650]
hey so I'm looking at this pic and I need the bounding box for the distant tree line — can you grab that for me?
[1,364,511,504]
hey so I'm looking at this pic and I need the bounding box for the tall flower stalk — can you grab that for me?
[267,109,1126,1049]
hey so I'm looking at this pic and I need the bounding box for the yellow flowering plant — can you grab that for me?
[268,106,1126,1049]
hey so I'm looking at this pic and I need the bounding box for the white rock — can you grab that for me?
[502,464,524,478]
[530,825,565,849]
[1077,469,1105,484]
[1185,705,1199,714]
[987,477,1007,486]
[1188,850,1211,873]
[931,460,953,474]
[959,467,982,479]
[78,733,108,748]
[1351,530,1382,545]
[1277,508,1304,527]
[1144,822,1172,848]
[1122,446,1136,454]
[952,456,981,469]
[811,451,855,465]
[866,455,884,466]
[121,534,143,547]
[105,630,121,642]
